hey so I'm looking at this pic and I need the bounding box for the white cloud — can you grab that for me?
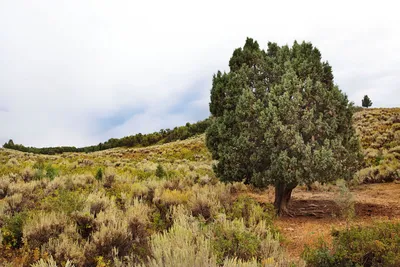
[0,0,399,146]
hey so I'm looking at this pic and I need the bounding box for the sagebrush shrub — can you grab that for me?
[334,180,355,224]
[23,212,70,249]
[103,168,116,188]
[31,256,75,267]
[84,220,133,266]
[189,184,221,221]
[125,201,152,262]
[71,211,96,239]
[145,207,217,267]
[44,234,85,267]
[155,164,166,178]
[0,176,11,199]
[85,192,114,217]
[21,167,35,182]
[4,193,24,215]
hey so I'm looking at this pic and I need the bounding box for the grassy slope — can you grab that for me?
[353,108,400,183]
[1,108,399,183]
[0,136,212,179]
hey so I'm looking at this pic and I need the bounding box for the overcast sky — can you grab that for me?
[1,0,399,147]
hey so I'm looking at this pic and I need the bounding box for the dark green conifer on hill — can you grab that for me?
[362,95,372,108]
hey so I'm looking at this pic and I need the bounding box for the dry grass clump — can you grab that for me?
[6,158,19,166]
[222,258,259,267]
[44,176,67,194]
[83,219,132,266]
[103,168,116,189]
[8,179,44,196]
[130,182,150,198]
[154,188,191,207]
[31,256,75,267]
[4,193,24,215]
[356,162,400,183]
[0,176,11,198]
[23,212,73,249]
[21,167,35,182]
[211,215,285,265]
[43,234,85,266]
[81,200,151,266]
[143,206,218,267]
[78,159,94,167]
[85,192,115,217]
[189,184,225,221]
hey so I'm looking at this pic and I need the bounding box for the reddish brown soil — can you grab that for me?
[249,183,400,260]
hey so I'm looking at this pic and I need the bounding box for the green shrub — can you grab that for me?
[212,219,261,264]
[45,164,58,180]
[155,164,166,178]
[230,196,275,227]
[32,159,47,180]
[302,222,400,267]
[33,159,45,170]
[34,168,45,180]
[1,212,26,248]
[95,168,103,182]
[41,189,85,215]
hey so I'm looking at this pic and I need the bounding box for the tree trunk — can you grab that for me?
[274,182,297,216]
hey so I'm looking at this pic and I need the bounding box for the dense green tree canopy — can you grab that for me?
[206,38,362,215]
[362,95,373,108]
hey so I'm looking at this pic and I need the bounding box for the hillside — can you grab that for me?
[353,108,400,183]
[0,108,399,266]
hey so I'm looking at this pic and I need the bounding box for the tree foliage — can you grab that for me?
[206,38,362,215]
[3,119,210,155]
[361,95,373,108]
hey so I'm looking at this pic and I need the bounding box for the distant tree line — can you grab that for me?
[3,119,210,155]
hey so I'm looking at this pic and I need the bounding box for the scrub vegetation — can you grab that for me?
[1,38,399,266]
[0,137,294,266]
[1,107,399,266]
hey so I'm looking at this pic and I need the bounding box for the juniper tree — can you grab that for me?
[361,95,372,108]
[206,38,362,215]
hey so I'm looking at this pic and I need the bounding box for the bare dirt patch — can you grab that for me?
[250,183,400,259]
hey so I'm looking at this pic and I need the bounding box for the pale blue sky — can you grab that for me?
[1,0,399,147]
